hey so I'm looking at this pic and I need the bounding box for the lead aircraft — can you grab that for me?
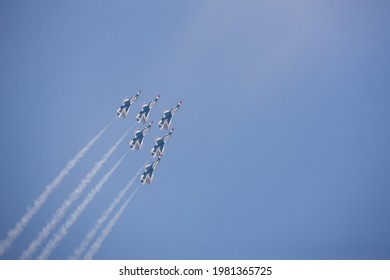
[158,101,182,130]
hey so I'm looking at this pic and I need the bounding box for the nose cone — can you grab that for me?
[178,100,183,106]
[156,94,160,99]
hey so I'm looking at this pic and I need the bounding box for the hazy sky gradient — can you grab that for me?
[0,0,389,259]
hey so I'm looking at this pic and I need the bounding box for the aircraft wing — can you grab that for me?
[156,138,163,145]
[141,103,149,111]
[163,110,170,117]
[135,130,143,138]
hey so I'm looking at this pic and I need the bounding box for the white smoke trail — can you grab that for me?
[37,151,130,260]
[20,128,129,260]
[83,184,141,260]
[0,117,115,257]
[69,164,146,260]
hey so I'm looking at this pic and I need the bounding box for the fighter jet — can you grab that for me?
[129,121,153,151]
[151,128,174,157]
[158,101,182,130]
[140,155,162,184]
[117,90,141,118]
[136,95,160,124]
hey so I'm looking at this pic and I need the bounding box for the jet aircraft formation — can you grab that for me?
[0,89,182,260]
[117,90,182,185]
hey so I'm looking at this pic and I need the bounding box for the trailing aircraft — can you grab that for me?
[151,128,174,157]
[141,155,162,184]
[129,122,153,151]
[117,90,141,118]
[136,95,160,124]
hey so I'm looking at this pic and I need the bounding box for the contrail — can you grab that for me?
[69,163,147,260]
[37,150,130,260]
[20,128,129,260]
[0,117,115,257]
[83,184,141,259]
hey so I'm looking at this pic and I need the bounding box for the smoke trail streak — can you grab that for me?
[83,184,141,260]
[20,128,129,260]
[69,161,149,259]
[37,151,130,259]
[0,117,115,257]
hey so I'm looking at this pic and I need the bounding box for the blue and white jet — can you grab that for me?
[140,155,162,184]
[158,101,182,130]
[151,128,174,157]
[117,90,141,118]
[129,121,153,151]
[136,95,160,124]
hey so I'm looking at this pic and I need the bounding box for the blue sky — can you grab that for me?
[0,0,390,259]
